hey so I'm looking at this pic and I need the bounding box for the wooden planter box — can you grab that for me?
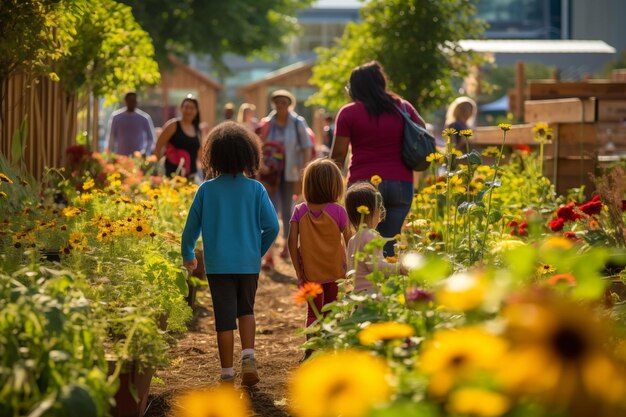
[108,361,155,417]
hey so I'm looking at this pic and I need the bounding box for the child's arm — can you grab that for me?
[360,230,398,276]
[288,221,304,282]
[260,190,280,255]
[181,187,203,267]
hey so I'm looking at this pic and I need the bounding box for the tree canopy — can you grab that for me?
[0,0,160,103]
[308,0,487,113]
[118,0,314,70]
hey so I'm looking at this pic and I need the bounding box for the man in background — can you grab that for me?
[106,92,155,155]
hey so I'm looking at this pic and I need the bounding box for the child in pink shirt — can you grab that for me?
[288,159,351,359]
[345,182,398,294]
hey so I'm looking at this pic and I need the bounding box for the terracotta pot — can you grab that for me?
[108,361,154,417]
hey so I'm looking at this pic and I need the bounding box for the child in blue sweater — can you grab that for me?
[181,121,279,386]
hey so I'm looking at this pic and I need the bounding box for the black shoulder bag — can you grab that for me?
[395,102,436,171]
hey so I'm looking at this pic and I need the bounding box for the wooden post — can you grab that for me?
[515,61,525,120]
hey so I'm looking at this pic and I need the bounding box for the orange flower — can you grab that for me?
[294,282,323,304]
[547,273,576,286]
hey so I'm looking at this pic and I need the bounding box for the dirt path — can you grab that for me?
[145,243,303,417]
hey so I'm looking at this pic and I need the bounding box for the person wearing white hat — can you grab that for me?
[257,89,313,269]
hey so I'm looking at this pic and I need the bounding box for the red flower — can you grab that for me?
[507,220,519,228]
[549,218,565,232]
[519,221,528,236]
[591,195,601,202]
[563,231,579,241]
[556,204,581,222]
[579,200,602,216]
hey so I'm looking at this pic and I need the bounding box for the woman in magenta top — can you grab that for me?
[331,61,426,256]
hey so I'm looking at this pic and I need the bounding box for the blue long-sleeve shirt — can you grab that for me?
[181,174,279,274]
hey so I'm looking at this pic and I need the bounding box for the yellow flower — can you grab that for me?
[171,385,251,417]
[294,282,323,304]
[82,178,95,191]
[114,197,133,204]
[451,149,463,157]
[532,122,553,144]
[498,123,512,131]
[537,263,556,275]
[442,128,458,138]
[541,236,573,251]
[0,191,6,199]
[437,271,488,311]
[459,129,473,138]
[357,205,370,215]
[500,296,626,412]
[420,327,508,397]
[68,232,88,251]
[426,152,445,163]
[447,388,510,417]
[132,219,152,237]
[358,322,414,345]
[370,175,382,186]
[481,146,501,158]
[61,206,84,218]
[289,350,392,417]
[0,173,13,184]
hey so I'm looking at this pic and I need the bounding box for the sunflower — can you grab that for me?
[482,146,501,158]
[370,175,382,186]
[437,271,488,311]
[500,296,626,415]
[0,173,13,184]
[447,387,510,417]
[537,263,557,275]
[426,152,445,164]
[61,206,84,218]
[442,128,458,138]
[132,219,152,237]
[171,385,250,417]
[68,232,88,251]
[294,282,323,304]
[459,129,473,138]
[420,327,508,397]
[498,123,512,131]
[82,178,95,191]
[358,322,414,345]
[289,350,392,417]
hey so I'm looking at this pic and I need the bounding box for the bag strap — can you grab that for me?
[294,117,304,149]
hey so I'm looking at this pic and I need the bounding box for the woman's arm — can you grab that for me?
[330,136,350,169]
[153,120,176,158]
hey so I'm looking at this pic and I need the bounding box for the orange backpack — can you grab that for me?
[298,205,346,283]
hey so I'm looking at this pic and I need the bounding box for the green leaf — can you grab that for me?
[504,244,536,284]
[59,384,98,417]
[468,149,483,165]
[11,117,28,164]
[488,209,503,224]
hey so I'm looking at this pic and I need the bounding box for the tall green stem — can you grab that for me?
[465,140,473,265]
[480,130,508,258]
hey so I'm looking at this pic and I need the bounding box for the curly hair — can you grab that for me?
[202,121,262,177]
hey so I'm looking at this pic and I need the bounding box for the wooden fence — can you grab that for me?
[0,73,79,180]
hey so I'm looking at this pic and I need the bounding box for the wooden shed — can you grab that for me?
[157,55,222,129]
[237,60,315,117]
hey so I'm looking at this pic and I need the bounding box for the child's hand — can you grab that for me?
[184,258,198,272]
